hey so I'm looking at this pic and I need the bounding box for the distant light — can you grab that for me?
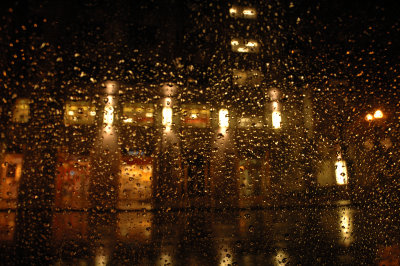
[162,107,172,127]
[145,112,153,118]
[231,40,239,46]
[365,114,373,121]
[335,153,348,185]
[229,8,237,14]
[123,118,133,123]
[90,111,96,116]
[374,110,383,119]
[243,9,255,16]
[68,110,74,116]
[272,111,281,129]
[219,109,229,128]
[103,105,114,125]
[245,41,257,47]
[237,47,248,53]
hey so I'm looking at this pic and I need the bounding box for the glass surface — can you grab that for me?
[0,0,398,264]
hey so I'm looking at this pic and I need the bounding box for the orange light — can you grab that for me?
[365,114,373,121]
[373,110,383,119]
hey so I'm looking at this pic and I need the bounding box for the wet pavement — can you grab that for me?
[1,203,399,265]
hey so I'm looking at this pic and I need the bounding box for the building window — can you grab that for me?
[231,38,260,53]
[233,69,263,87]
[238,159,263,196]
[238,116,263,128]
[229,6,257,19]
[12,98,30,123]
[64,101,96,125]
[55,154,90,209]
[181,104,210,128]
[122,103,154,125]
[118,157,153,210]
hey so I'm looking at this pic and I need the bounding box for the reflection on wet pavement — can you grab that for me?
[0,205,399,265]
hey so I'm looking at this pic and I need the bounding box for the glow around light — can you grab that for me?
[365,114,373,121]
[335,153,348,185]
[229,8,237,14]
[374,109,383,119]
[162,107,172,127]
[272,111,281,129]
[231,40,239,46]
[219,109,229,128]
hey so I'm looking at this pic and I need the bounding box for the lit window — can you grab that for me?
[12,98,30,123]
[238,117,263,128]
[122,103,154,125]
[181,105,210,128]
[162,107,172,127]
[219,109,229,128]
[64,101,96,125]
[271,101,282,129]
[233,69,263,87]
[229,6,257,19]
[335,152,348,185]
[272,111,281,129]
[231,39,259,53]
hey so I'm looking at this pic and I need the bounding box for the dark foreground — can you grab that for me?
[0,202,399,265]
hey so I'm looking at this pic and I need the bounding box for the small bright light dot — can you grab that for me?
[365,114,373,121]
[68,110,74,116]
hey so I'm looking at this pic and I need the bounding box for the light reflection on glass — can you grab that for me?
[338,207,353,247]
[273,249,290,265]
[219,246,233,266]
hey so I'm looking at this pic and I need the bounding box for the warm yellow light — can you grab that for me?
[103,105,114,125]
[90,111,96,116]
[68,110,74,116]
[246,41,257,47]
[237,47,248,53]
[219,109,229,128]
[335,153,348,185]
[229,8,237,14]
[365,114,373,121]
[145,112,153,118]
[231,40,239,46]
[243,9,255,16]
[162,107,172,126]
[272,111,281,129]
[374,110,383,119]
[123,118,133,123]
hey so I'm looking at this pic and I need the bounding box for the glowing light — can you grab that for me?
[338,207,353,246]
[237,47,248,53]
[229,8,237,14]
[243,9,256,16]
[103,105,114,125]
[245,41,258,47]
[162,107,172,127]
[219,109,229,128]
[123,118,133,123]
[374,110,383,119]
[145,112,153,118]
[231,40,239,46]
[272,111,281,129]
[365,114,373,121]
[68,110,74,116]
[335,153,348,185]
[90,111,96,116]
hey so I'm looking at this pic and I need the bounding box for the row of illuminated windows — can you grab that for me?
[229,6,257,19]
[10,99,283,129]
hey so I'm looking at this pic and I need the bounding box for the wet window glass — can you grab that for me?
[0,0,399,264]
